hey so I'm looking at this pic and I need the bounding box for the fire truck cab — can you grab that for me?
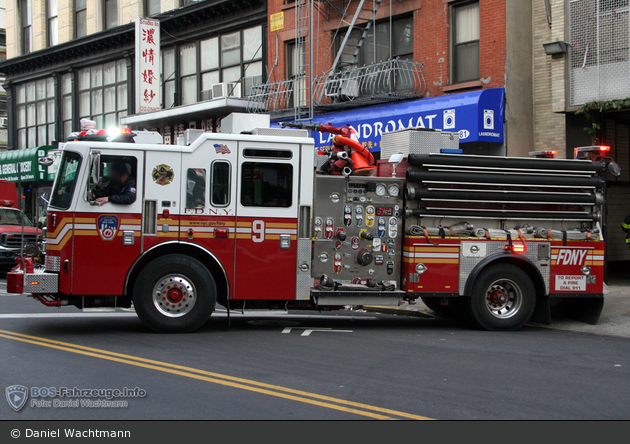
[9,118,610,333]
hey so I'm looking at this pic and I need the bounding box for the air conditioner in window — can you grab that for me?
[212,82,242,99]
[201,90,213,101]
[340,79,359,100]
[243,75,263,96]
[0,117,7,128]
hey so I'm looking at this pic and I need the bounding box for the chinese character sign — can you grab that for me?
[135,18,161,113]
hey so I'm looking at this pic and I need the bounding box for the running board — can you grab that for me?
[313,290,406,307]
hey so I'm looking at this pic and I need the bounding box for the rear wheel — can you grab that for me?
[133,254,216,333]
[467,264,536,331]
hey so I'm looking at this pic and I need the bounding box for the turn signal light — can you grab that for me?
[512,244,526,253]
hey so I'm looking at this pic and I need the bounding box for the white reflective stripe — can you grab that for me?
[74,223,95,230]
[265,229,297,234]
[120,225,141,231]
[47,224,73,245]
[236,228,252,233]
[592,255,604,261]
[551,255,558,259]
[402,251,459,258]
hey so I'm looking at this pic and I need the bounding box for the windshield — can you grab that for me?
[50,151,82,210]
[0,208,33,226]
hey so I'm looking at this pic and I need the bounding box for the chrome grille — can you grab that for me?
[0,233,38,248]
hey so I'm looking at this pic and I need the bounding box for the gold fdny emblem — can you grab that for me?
[152,164,174,186]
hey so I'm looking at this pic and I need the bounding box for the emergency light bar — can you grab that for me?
[573,146,611,159]
[529,150,558,159]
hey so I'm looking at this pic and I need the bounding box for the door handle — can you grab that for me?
[280,234,291,249]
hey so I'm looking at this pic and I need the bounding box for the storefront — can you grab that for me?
[0,146,57,225]
[291,87,506,157]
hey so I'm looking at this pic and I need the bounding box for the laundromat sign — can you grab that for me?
[290,87,506,153]
[0,147,52,182]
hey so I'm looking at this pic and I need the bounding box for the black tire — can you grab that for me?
[466,264,536,331]
[133,254,217,333]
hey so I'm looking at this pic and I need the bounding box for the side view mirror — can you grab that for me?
[38,156,54,167]
[608,161,622,177]
[90,151,101,185]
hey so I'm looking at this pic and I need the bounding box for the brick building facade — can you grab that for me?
[261,0,533,157]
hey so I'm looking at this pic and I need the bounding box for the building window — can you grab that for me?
[75,0,87,38]
[162,47,176,108]
[104,0,118,29]
[335,16,414,67]
[78,60,128,129]
[451,1,480,84]
[47,0,58,46]
[179,42,197,105]
[16,78,56,149]
[20,0,32,54]
[61,73,73,139]
[145,0,161,16]
[173,25,263,106]
[286,40,306,107]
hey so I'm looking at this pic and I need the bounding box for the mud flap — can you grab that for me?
[530,295,551,325]
[562,297,604,325]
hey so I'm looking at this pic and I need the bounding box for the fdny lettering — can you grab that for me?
[556,249,588,266]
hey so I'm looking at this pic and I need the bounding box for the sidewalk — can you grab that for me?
[364,274,630,338]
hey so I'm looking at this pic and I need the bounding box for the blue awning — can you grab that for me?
[278,87,505,153]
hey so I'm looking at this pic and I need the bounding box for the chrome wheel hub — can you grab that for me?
[152,275,196,317]
[484,279,523,319]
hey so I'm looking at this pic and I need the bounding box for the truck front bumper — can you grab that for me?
[8,269,59,294]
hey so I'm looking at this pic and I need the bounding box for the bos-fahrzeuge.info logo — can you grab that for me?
[5,386,146,411]
[6,385,28,411]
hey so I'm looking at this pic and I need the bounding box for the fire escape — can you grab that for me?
[247,0,426,118]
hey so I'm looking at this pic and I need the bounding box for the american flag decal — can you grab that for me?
[214,144,231,154]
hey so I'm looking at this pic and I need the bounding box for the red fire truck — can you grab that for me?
[7,118,615,332]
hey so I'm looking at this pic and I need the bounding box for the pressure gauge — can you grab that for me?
[388,185,400,197]
[375,184,387,197]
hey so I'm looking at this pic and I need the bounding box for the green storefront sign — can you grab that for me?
[0,146,56,183]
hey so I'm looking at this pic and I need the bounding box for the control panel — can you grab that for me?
[312,175,405,288]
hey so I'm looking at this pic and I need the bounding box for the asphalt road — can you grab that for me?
[1,280,629,420]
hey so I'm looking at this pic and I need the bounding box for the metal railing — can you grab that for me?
[247,58,425,114]
[313,58,425,110]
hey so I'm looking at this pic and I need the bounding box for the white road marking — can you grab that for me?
[282,326,353,336]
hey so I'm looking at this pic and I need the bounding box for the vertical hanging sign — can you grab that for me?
[135,18,161,114]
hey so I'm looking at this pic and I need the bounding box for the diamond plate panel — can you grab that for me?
[295,239,314,300]
[23,271,59,294]
[381,129,459,159]
[315,292,405,306]
[45,255,60,272]
[458,241,550,295]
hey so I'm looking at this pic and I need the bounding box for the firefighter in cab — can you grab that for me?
[93,161,137,205]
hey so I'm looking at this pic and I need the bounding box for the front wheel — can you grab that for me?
[467,264,536,331]
[133,254,217,333]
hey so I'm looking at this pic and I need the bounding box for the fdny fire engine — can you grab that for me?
[7,114,616,332]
